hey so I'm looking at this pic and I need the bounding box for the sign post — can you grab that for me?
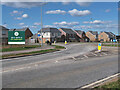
[98,43,102,51]
[8,31,25,44]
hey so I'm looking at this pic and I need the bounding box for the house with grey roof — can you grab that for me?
[9,28,33,44]
[38,28,61,43]
[0,26,9,45]
[98,31,116,42]
[74,30,89,42]
[86,31,98,42]
[59,28,77,42]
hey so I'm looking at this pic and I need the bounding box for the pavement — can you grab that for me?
[1,43,118,88]
[2,45,54,55]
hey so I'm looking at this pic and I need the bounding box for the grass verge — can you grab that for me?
[94,78,120,89]
[2,45,41,52]
[2,45,65,59]
[102,44,120,47]
[2,49,57,59]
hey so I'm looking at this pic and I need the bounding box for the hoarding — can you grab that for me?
[8,31,25,44]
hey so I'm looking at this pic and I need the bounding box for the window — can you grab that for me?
[58,33,61,36]
[52,33,54,36]
[101,35,103,37]
[2,30,6,35]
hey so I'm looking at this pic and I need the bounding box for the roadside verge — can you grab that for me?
[2,45,65,59]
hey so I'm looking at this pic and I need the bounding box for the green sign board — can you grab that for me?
[8,31,25,44]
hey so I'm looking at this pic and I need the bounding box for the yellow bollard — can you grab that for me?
[98,43,102,51]
[65,41,67,45]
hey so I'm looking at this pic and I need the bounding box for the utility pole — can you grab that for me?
[41,5,43,46]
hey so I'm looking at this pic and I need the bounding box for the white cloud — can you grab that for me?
[15,17,22,20]
[22,14,28,18]
[46,10,66,14]
[68,9,91,16]
[31,25,38,28]
[34,22,41,25]
[83,20,112,24]
[105,9,111,13]
[53,21,79,27]
[43,25,56,28]
[2,2,47,8]
[19,23,24,26]
[12,10,18,14]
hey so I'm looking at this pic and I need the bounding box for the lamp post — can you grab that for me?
[41,5,43,46]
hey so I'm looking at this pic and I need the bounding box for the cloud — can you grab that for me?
[2,2,47,8]
[12,10,18,14]
[46,10,66,15]
[15,17,22,20]
[34,22,41,26]
[22,14,28,18]
[68,9,91,16]
[105,9,111,13]
[43,25,56,28]
[53,21,79,27]
[31,25,38,28]
[19,23,24,26]
[83,20,112,24]
[10,10,23,16]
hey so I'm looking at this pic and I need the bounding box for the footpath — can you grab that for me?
[2,45,54,55]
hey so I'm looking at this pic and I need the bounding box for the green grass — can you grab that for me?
[102,44,120,47]
[95,78,120,89]
[2,45,65,59]
[53,45,66,49]
[2,49,57,59]
[2,45,41,52]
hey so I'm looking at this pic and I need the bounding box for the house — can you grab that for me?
[0,26,9,45]
[86,31,98,42]
[74,30,89,42]
[9,28,33,44]
[38,28,61,43]
[98,32,116,42]
[116,35,120,42]
[58,28,77,42]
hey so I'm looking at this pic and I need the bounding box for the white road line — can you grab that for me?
[91,52,98,56]
[84,55,88,58]
[81,73,120,88]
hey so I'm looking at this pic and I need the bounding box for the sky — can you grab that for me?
[1,2,119,34]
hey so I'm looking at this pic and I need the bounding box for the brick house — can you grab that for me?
[98,32,116,42]
[0,26,9,45]
[9,28,33,44]
[38,28,61,43]
[58,28,77,42]
[74,30,89,42]
[86,31,98,42]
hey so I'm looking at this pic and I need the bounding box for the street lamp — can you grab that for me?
[41,5,43,46]
[40,2,47,46]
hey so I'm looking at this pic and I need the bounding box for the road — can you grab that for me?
[2,43,118,88]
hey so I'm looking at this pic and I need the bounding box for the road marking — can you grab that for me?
[72,57,77,60]
[84,55,88,58]
[91,52,98,56]
[102,52,108,55]
[81,73,120,88]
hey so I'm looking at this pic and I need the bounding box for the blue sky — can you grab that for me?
[2,2,118,34]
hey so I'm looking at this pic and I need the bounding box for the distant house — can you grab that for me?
[9,28,33,44]
[116,35,120,42]
[98,32,116,42]
[86,31,98,42]
[0,26,9,45]
[38,28,61,43]
[59,28,77,42]
[74,30,89,42]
